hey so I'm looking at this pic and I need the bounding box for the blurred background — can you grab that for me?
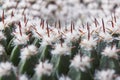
[0,0,120,26]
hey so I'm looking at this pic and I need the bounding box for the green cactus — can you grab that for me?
[0,0,120,80]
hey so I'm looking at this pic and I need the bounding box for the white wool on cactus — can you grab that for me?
[101,45,119,59]
[32,3,40,10]
[35,60,53,77]
[41,34,58,46]
[20,45,38,60]
[80,37,97,51]
[64,29,80,43]
[12,21,30,45]
[99,32,113,42]
[47,4,58,12]
[70,54,91,72]
[13,32,29,45]
[19,74,28,80]
[0,62,13,77]
[94,69,115,80]
[2,0,16,9]
[59,75,71,80]
[51,43,71,55]
[17,0,30,8]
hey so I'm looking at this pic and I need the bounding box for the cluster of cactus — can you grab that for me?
[0,0,120,80]
[0,12,120,80]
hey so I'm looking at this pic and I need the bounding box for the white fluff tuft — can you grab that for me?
[94,69,115,80]
[59,75,71,80]
[20,45,38,60]
[0,62,13,77]
[51,43,71,55]
[35,60,53,77]
[19,74,28,80]
[70,54,91,72]
[102,45,118,58]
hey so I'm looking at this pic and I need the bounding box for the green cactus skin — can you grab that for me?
[10,45,20,66]
[68,67,93,80]
[19,55,39,77]
[40,45,52,61]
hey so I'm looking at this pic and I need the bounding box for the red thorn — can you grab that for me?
[72,22,75,30]
[2,10,4,24]
[28,33,32,39]
[46,21,50,37]
[79,29,84,34]
[87,23,90,40]
[114,12,116,23]
[25,20,28,27]
[31,26,37,31]
[94,18,98,27]
[18,21,22,36]
[24,14,28,27]
[58,20,61,29]
[102,19,105,33]
[40,19,42,27]
[24,14,27,24]
[40,19,44,29]
[111,14,113,21]
[111,21,114,28]
[15,2,19,8]
[11,11,14,17]
[35,31,42,37]
[22,7,26,15]
[42,20,44,29]
[71,21,73,33]
[87,23,90,31]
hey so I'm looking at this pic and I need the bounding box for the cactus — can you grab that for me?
[0,0,120,80]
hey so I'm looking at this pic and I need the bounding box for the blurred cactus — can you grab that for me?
[0,0,120,80]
